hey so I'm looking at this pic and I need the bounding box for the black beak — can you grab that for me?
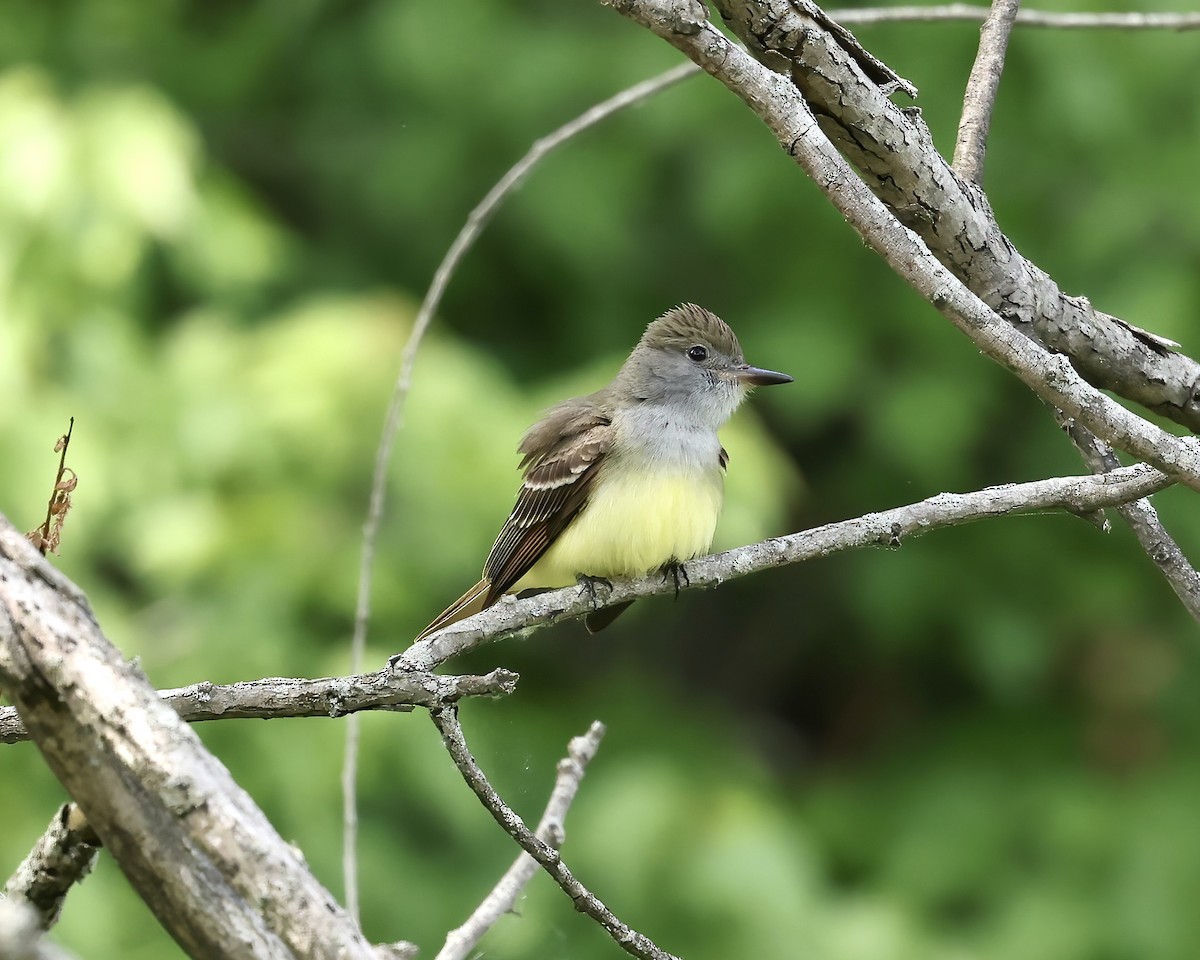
[733,364,794,387]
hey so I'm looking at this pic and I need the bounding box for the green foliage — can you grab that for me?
[3,1,1200,958]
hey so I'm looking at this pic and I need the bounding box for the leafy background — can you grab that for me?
[3,1,1200,957]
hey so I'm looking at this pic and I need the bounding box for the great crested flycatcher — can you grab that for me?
[416,303,792,639]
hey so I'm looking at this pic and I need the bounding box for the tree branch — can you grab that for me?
[430,707,679,960]
[709,0,1200,432]
[3,805,99,930]
[0,519,380,960]
[0,668,517,746]
[396,463,1172,671]
[952,0,1021,183]
[834,5,1200,30]
[600,0,1200,491]
[1063,421,1200,622]
[436,722,606,960]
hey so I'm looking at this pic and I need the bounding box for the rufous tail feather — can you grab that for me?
[415,579,492,642]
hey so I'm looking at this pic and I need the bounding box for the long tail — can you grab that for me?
[414,578,493,642]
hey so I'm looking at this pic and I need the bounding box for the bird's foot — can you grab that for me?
[577,574,614,610]
[660,560,689,599]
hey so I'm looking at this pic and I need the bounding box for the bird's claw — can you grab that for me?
[661,561,689,599]
[577,574,614,609]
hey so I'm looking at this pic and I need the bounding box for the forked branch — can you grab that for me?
[431,707,680,960]
[1062,421,1200,621]
[436,722,606,960]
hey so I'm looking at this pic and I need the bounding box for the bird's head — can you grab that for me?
[615,304,792,426]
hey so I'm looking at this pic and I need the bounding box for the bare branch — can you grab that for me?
[711,0,1200,432]
[437,722,606,960]
[396,463,1172,671]
[341,60,698,919]
[1063,421,1200,622]
[431,707,679,960]
[0,521,379,960]
[953,0,1021,183]
[0,899,78,960]
[0,668,517,746]
[605,1,1200,489]
[833,5,1200,30]
[3,805,99,930]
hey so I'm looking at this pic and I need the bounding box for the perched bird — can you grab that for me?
[416,303,792,639]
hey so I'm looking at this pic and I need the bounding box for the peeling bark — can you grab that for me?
[712,0,1200,428]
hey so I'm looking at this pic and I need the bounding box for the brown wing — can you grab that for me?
[482,399,611,605]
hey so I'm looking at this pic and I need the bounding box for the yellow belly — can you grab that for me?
[517,467,723,589]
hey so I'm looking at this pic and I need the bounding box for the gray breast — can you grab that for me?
[611,405,724,472]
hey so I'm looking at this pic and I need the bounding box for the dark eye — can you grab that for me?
[686,345,708,362]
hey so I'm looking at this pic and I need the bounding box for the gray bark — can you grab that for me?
[712,0,1200,430]
[3,805,99,930]
[0,520,378,960]
[396,462,1171,671]
[0,668,517,745]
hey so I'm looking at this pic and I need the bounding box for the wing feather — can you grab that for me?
[482,410,610,605]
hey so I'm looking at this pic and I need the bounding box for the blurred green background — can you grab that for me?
[3,1,1200,957]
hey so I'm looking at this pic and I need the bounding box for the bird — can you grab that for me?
[415,303,792,640]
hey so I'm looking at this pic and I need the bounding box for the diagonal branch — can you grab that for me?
[436,722,606,960]
[396,463,1172,671]
[430,707,680,960]
[1062,421,1200,622]
[0,668,517,746]
[602,1,1200,490]
[711,0,1200,432]
[953,0,1022,183]
[3,804,100,930]
[0,519,380,960]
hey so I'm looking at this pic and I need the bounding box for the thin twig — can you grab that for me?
[0,669,517,745]
[436,722,606,960]
[340,60,698,921]
[832,5,1200,29]
[3,804,100,930]
[396,463,1172,671]
[27,418,75,557]
[1062,420,1200,622]
[953,0,1021,183]
[431,707,679,960]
